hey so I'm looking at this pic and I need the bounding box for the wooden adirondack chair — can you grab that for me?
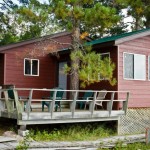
[42,87,64,112]
[77,91,94,109]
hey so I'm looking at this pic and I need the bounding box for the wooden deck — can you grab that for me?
[0,88,129,126]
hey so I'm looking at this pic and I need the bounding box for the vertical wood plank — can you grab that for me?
[107,92,115,116]
[0,88,5,111]
[4,90,14,117]
[123,92,130,115]
[90,91,97,117]
[0,86,2,98]
[27,89,33,120]
[71,91,78,118]
[13,89,23,119]
[51,90,57,118]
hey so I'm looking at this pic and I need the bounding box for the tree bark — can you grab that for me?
[70,27,80,91]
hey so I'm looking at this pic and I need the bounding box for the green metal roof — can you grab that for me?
[87,28,150,46]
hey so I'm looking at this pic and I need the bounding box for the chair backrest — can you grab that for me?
[97,90,107,100]
[50,87,64,100]
[8,89,15,99]
[83,91,93,100]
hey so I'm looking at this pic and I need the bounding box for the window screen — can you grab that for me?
[124,53,134,79]
[24,58,39,76]
[25,59,31,75]
[32,60,38,75]
[124,53,146,80]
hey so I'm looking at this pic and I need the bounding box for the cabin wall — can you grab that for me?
[0,54,4,86]
[88,46,118,109]
[90,46,118,91]
[59,46,118,109]
[2,34,71,98]
[118,35,150,108]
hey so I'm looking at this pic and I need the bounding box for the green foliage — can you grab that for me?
[29,123,116,141]
[65,46,116,88]
[16,133,31,150]
[115,0,150,29]
[0,0,61,46]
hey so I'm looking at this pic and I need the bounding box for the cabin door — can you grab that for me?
[58,61,67,92]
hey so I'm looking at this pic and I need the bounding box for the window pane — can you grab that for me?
[124,53,134,79]
[32,60,38,75]
[134,54,146,80]
[101,53,110,60]
[25,59,31,75]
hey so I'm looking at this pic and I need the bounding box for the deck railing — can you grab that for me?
[0,88,129,122]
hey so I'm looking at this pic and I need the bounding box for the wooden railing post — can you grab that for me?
[51,90,57,118]
[90,91,97,117]
[0,86,2,98]
[107,92,115,117]
[13,89,23,119]
[123,92,130,115]
[3,90,14,117]
[0,88,5,112]
[27,89,33,120]
[70,91,78,118]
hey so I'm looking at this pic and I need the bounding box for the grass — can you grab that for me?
[1,119,150,149]
[98,142,150,150]
[0,119,116,141]
[28,122,116,141]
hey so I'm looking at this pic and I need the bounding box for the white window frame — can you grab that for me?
[24,58,39,76]
[123,52,146,81]
[99,52,110,80]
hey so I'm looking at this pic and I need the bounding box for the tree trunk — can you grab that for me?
[135,17,141,30]
[70,27,80,91]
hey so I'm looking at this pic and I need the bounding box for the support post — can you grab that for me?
[26,89,33,120]
[18,125,29,137]
[4,90,14,117]
[51,90,57,118]
[0,87,5,112]
[0,86,2,98]
[107,92,115,117]
[123,92,129,115]
[117,117,121,135]
[90,91,97,117]
[13,89,23,119]
[71,91,78,118]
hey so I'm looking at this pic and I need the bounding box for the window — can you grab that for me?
[24,58,39,76]
[124,53,146,80]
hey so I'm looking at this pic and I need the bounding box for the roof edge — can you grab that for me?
[115,30,150,45]
[0,31,71,51]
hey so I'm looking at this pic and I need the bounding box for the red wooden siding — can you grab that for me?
[59,46,119,109]
[2,33,72,98]
[89,46,118,109]
[87,46,118,91]
[118,35,150,108]
[0,54,4,85]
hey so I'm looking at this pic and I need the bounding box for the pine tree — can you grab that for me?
[49,0,118,90]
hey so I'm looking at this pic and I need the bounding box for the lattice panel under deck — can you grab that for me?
[119,108,150,135]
